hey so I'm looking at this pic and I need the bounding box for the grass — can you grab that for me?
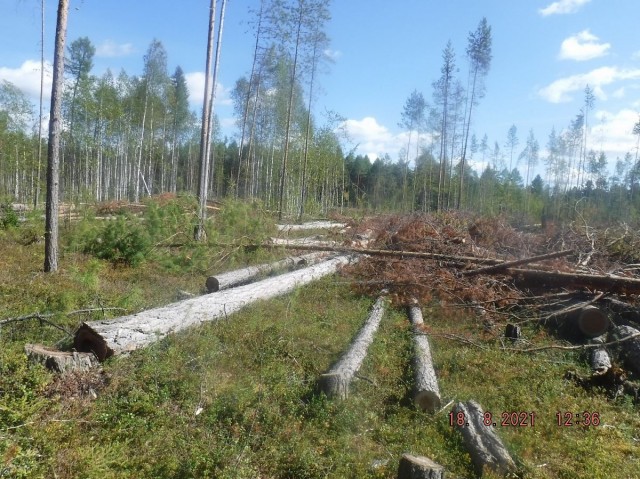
[1,203,640,478]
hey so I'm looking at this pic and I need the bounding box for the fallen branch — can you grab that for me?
[504,331,640,353]
[462,249,573,277]
[0,313,72,336]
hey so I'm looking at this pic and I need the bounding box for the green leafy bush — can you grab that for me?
[1,204,19,229]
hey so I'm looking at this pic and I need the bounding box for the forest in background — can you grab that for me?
[1,0,640,227]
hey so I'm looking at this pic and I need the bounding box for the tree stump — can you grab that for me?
[453,400,516,476]
[397,453,445,479]
[318,296,386,399]
[25,343,99,373]
[408,305,441,413]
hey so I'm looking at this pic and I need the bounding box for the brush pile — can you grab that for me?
[344,212,640,399]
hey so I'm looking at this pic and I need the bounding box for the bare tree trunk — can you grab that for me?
[195,0,217,241]
[44,0,69,273]
[408,305,441,413]
[34,0,45,209]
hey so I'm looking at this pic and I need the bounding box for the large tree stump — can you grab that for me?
[453,401,516,476]
[25,343,99,373]
[318,296,386,399]
[205,252,329,292]
[397,454,445,479]
[408,305,441,413]
[74,256,352,361]
[612,325,640,375]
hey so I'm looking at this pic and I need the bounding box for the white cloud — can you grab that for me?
[340,116,429,162]
[633,50,640,61]
[96,40,134,58]
[538,66,640,103]
[539,0,591,16]
[0,60,53,101]
[590,108,640,158]
[612,87,625,98]
[184,71,232,109]
[559,30,611,61]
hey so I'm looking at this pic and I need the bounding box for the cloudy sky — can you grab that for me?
[2,0,640,175]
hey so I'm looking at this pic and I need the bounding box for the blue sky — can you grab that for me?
[2,0,640,176]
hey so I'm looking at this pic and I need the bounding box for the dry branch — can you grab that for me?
[407,305,441,413]
[317,296,386,399]
[462,249,573,276]
[74,256,353,361]
[453,400,516,476]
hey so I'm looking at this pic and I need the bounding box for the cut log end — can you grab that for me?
[317,372,349,400]
[577,306,610,338]
[74,323,113,361]
[25,343,100,373]
[414,390,441,413]
[205,276,220,293]
[397,453,445,479]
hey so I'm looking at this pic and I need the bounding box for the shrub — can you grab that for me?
[1,204,19,229]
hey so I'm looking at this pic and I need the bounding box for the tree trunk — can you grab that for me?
[318,296,386,399]
[408,305,441,413]
[397,454,445,479]
[74,255,352,361]
[453,400,516,476]
[25,343,99,373]
[511,268,640,295]
[277,221,347,232]
[205,252,330,292]
[44,0,69,272]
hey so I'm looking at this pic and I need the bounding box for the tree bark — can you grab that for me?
[318,296,386,399]
[74,255,352,361]
[453,400,516,476]
[25,343,99,373]
[408,305,441,413]
[612,325,640,375]
[397,454,445,479]
[277,221,347,232]
[205,252,330,292]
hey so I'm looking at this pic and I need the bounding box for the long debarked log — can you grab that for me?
[205,252,330,292]
[453,401,516,476]
[277,221,347,232]
[317,296,386,399]
[408,306,441,413]
[74,256,353,361]
[397,454,445,479]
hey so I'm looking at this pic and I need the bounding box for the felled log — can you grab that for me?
[397,454,445,479]
[25,343,99,373]
[205,252,329,292]
[74,256,353,361]
[543,301,610,339]
[277,221,347,232]
[407,305,441,413]
[318,296,386,399]
[612,325,640,375]
[510,267,640,295]
[590,335,612,373]
[453,400,516,476]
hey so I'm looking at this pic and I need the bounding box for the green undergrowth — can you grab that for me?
[1,204,639,477]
